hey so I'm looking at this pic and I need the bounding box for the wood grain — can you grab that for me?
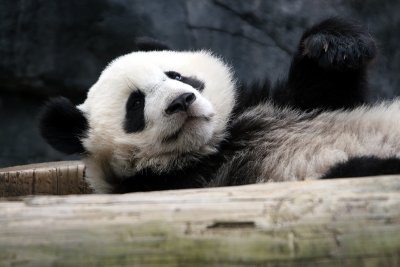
[0,161,91,197]
[0,175,399,266]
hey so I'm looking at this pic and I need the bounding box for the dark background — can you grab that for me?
[1,0,399,168]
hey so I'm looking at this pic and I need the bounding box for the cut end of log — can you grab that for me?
[0,161,92,197]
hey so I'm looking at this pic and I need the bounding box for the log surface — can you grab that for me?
[1,176,400,267]
[0,161,91,197]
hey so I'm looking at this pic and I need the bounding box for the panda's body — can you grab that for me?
[40,18,400,193]
[216,102,400,184]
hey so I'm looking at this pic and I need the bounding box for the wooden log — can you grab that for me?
[0,176,399,266]
[0,161,91,197]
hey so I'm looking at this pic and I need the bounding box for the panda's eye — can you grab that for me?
[165,71,205,92]
[127,91,145,109]
[165,71,182,81]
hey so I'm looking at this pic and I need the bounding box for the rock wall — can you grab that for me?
[1,0,399,167]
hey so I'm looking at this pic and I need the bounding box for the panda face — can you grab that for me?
[78,50,236,178]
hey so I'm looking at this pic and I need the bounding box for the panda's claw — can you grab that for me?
[323,42,329,53]
[299,18,377,71]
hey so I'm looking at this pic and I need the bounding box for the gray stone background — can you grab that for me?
[1,0,399,167]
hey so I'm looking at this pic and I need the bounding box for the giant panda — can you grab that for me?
[40,18,400,193]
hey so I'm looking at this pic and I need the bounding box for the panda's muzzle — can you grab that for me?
[165,93,196,115]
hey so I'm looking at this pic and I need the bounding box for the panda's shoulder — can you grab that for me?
[233,78,272,115]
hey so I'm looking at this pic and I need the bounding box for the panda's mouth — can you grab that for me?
[162,115,212,143]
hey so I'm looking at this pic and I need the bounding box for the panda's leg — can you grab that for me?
[321,156,400,179]
[273,18,377,111]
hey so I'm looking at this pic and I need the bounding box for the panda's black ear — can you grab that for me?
[39,97,88,155]
[134,36,171,51]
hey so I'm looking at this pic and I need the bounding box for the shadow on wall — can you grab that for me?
[1,0,399,167]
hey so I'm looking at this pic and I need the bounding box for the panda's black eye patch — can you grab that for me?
[165,71,182,81]
[165,71,205,92]
[124,90,145,133]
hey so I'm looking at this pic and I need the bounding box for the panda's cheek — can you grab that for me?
[145,111,170,135]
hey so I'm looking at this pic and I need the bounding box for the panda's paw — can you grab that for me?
[300,18,377,70]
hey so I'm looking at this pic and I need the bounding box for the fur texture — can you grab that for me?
[273,18,376,111]
[39,97,88,154]
[39,18,394,194]
[322,156,400,179]
[77,50,235,192]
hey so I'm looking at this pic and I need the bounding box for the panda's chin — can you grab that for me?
[161,115,215,154]
[162,116,211,143]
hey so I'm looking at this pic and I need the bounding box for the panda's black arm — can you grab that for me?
[110,170,207,193]
[273,17,377,111]
[109,154,225,193]
[322,156,400,179]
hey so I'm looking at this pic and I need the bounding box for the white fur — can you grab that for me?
[77,50,236,192]
[258,101,400,182]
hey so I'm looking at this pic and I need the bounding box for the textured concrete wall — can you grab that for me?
[1,0,399,167]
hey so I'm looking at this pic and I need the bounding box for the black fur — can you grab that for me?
[134,37,170,52]
[165,71,205,92]
[107,151,221,193]
[181,76,205,92]
[233,79,271,115]
[272,17,377,111]
[110,166,209,193]
[322,156,400,179]
[39,97,88,154]
[124,90,146,133]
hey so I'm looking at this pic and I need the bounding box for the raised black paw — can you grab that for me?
[300,18,377,70]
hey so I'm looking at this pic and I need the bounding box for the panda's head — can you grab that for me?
[40,50,236,191]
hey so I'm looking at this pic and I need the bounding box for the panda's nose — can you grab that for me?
[165,93,196,115]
